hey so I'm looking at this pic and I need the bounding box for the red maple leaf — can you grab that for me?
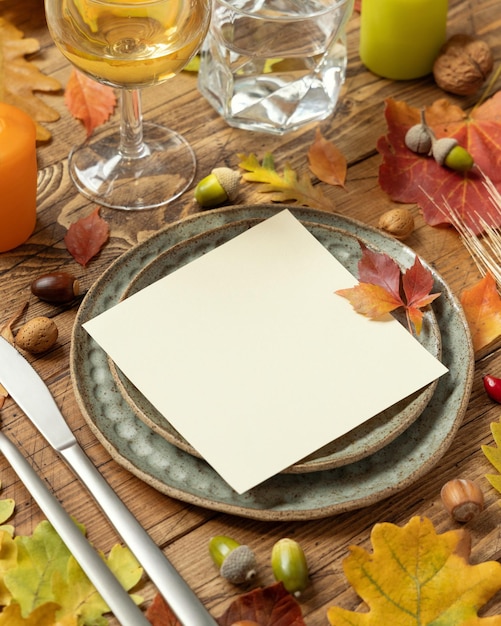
[65,69,117,137]
[377,94,501,235]
[64,207,109,266]
[336,244,441,335]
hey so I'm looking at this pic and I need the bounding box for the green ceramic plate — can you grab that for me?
[71,206,473,521]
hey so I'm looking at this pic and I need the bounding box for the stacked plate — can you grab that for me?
[71,205,474,521]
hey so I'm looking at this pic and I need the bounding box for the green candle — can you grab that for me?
[359,0,448,80]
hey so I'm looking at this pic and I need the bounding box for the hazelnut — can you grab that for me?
[15,316,58,354]
[433,34,494,96]
[377,208,415,240]
[441,478,484,523]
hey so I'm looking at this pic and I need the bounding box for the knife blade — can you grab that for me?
[0,337,218,626]
[0,430,150,626]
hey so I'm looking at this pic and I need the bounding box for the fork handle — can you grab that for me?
[60,441,218,626]
[0,432,150,626]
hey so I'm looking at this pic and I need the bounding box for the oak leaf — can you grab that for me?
[377,95,501,235]
[64,207,109,266]
[335,243,440,334]
[65,69,116,137]
[238,152,334,212]
[460,273,501,356]
[307,128,347,187]
[327,515,501,625]
[0,16,61,141]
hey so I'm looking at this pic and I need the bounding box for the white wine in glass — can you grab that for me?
[45,0,211,209]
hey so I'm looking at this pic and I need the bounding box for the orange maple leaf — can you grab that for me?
[0,16,61,141]
[460,273,501,356]
[307,128,347,187]
[65,69,117,136]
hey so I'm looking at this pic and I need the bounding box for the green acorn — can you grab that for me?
[208,535,257,584]
[271,538,309,597]
[194,167,240,208]
[432,137,474,172]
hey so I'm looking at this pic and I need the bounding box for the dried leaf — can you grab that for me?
[65,69,116,137]
[0,16,61,141]
[335,244,440,334]
[460,273,501,355]
[377,95,501,234]
[146,582,305,626]
[64,207,109,266]
[146,593,182,625]
[238,152,334,212]
[327,515,501,625]
[307,128,347,187]
[217,582,306,626]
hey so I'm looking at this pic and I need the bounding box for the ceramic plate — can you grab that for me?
[71,206,474,521]
[109,218,441,473]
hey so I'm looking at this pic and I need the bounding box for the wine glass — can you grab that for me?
[45,0,211,210]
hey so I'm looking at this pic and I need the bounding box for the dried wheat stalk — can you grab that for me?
[424,172,501,288]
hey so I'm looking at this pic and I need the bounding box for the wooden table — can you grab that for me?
[1,0,501,622]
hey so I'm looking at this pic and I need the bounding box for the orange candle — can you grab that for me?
[0,103,37,252]
[359,0,448,80]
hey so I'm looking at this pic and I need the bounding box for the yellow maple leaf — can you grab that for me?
[460,273,501,357]
[327,516,501,625]
[0,16,61,141]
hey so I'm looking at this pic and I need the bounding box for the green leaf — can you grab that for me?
[4,520,143,624]
[238,152,334,212]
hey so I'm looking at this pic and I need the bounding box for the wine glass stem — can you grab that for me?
[119,88,150,159]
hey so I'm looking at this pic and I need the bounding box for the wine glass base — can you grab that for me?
[68,122,196,210]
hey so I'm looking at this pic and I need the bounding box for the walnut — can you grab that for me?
[378,208,415,240]
[433,34,493,96]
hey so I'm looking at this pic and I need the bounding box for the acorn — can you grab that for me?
[194,167,240,208]
[404,110,433,154]
[404,110,474,172]
[31,272,81,304]
[271,538,309,597]
[431,137,474,172]
[440,478,485,523]
[208,535,257,585]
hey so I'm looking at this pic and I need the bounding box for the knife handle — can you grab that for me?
[0,432,150,626]
[61,442,218,626]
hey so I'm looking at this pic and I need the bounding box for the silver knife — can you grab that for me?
[0,336,218,626]
[0,430,150,626]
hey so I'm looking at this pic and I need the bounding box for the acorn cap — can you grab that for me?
[432,137,458,165]
[219,545,257,584]
[212,167,240,201]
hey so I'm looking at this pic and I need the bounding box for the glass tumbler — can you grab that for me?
[198,0,354,135]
